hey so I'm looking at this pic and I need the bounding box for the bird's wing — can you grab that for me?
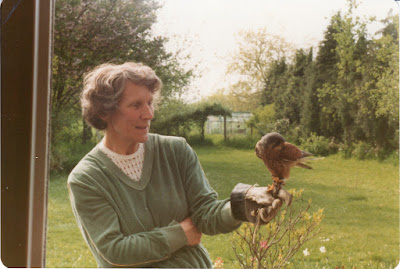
[296,162,312,169]
[279,142,304,161]
[300,150,313,158]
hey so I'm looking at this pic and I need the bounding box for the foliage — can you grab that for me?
[225,27,293,110]
[229,82,264,112]
[152,101,232,142]
[231,189,323,269]
[52,0,193,113]
[316,1,399,149]
[223,0,398,154]
[246,104,276,135]
[221,135,261,150]
[151,99,193,137]
[227,28,293,90]
[186,134,214,147]
[273,48,313,126]
[50,108,97,172]
[190,102,232,139]
[300,133,337,156]
[351,141,376,160]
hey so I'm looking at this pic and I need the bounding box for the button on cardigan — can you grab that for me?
[68,134,242,268]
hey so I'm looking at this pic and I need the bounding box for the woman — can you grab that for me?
[68,62,288,268]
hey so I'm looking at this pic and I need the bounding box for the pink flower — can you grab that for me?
[260,240,269,249]
[213,257,224,269]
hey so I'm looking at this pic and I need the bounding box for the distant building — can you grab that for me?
[206,112,252,134]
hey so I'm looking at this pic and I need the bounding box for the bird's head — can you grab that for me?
[255,132,285,159]
[263,132,285,148]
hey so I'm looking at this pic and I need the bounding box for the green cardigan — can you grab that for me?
[68,134,242,268]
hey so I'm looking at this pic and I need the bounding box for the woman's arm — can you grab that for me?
[179,217,202,246]
[180,141,242,235]
[67,178,188,267]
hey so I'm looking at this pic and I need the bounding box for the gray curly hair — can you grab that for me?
[81,62,162,130]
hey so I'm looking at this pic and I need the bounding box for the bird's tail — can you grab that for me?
[300,150,313,158]
[296,156,325,169]
[296,162,312,169]
[302,157,325,161]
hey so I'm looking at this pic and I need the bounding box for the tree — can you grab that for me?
[262,57,288,106]
[274,49,313,126]
[151,99,193,137]
[300,48,322,137]
[361,13,399,149]
[53,0,193,114]
[204,88,261,113]
[151,101,232,142]
[190,102,232,142]
[50,0,195,171]
[246,104,276,135]
[52,0,194,143]
[226,28,293,108]
[315,0,399,151]
[314,12,343,139]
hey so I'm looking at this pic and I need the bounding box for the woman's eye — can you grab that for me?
[131,103,140,108]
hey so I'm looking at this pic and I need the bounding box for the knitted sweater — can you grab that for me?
[68,134,242,268]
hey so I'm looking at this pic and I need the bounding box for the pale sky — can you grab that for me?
[153,0,398,101]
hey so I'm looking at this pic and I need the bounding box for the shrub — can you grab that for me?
[273,118,290,137]
[50,139,96,175]
[187,134,214,146]
[50,111,98,174]
[231,189,324,269]
[300,133,334,156]
[247,105,276,134]
[222,135,260,150]
[381,150,399,165]
[351,141,375,160]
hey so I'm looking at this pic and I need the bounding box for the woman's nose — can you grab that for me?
[141,104,154,120]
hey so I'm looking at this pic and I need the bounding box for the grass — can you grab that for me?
[46,173,97,268]
[46,145,399,268]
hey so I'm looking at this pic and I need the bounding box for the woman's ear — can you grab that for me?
[99,113,110,123]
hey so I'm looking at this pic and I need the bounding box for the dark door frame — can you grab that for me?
[1,0,54,267]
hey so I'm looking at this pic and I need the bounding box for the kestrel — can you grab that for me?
[255,132,312,193]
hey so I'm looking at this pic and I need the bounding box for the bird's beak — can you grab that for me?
[255,146,261,159]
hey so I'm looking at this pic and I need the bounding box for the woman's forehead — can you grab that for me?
[121,81,154,101]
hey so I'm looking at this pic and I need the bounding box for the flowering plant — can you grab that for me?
[231,189,324,269]
[213,256,224,269]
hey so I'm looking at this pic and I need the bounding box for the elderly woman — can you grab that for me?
[68,62,289,268]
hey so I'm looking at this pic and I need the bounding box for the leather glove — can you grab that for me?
[230,183,292,224]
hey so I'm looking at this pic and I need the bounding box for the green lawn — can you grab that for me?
[46,146,399,268]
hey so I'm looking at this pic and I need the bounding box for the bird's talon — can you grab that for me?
[272,177,284,184]
[267,184,274,192]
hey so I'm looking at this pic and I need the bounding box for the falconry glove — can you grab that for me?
[230,183,292,224]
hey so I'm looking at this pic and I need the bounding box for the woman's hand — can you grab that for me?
[180,217,202,246]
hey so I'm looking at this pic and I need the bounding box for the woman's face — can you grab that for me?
[105,81,155,145]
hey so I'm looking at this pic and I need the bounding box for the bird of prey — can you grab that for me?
[255,132,312,193]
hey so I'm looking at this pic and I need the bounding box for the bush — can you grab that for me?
[273,118,291,137]
[50,111,97,174]
[351,141,375,160]
[247,104,276,134]
[50,140,96,174]
[222,135,260,150]
[187,134,214,146]
[300,133,335,156]
[231,189,324,269]
[380,150,399,165]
